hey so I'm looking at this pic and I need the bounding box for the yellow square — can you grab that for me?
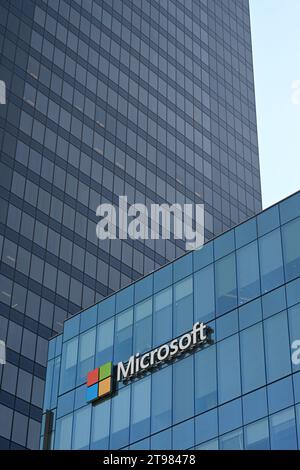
[98,377,112,398]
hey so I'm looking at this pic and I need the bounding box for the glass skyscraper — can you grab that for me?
[42,191,300,450]
[0,0,261,449]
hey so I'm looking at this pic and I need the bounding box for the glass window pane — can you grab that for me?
[77,328,96,385]
[240,323,266,393]
[173,355,194,424]
[91,400,111,449]
[219,428,243,450]
[242,388,268,425]
[151,428,171,450]
[215,253,237,315]
[216,310,238,341]
[131,376,151,442]
[244,418,270,450]
[173,418,194,450]
[195,408,218,445]
[114,308,133,363]
[268,377,294,414]
[264,311,291,382]
[237,241,260,305]
[239,298,262,330]
[59,337,78,394]
[259,229,284,293]
[55,414,73,450]
[72,407,91,450]
[194,264,215,323]
[110,387,130,449]
[196,438,219,450]
[151,366,172,433]
[219,399,242,435]
[153,287,172,347]
[262,286,286,319]
[270,408,297,450]
[133,299,152,354]
[174,276,193,336]
[217,334,241,404]
[195,345,217,413]
[282,218,300,281]
[96,318,114,365]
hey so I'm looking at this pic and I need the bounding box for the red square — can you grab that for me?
[87,368,99,387]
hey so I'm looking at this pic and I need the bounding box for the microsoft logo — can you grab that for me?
[86,322,209,405]
[86,361,114,403]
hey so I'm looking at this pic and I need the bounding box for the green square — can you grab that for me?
[99,361,112,381]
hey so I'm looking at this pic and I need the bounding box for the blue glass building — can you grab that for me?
[0,0,261,449]
[41,191,300,450]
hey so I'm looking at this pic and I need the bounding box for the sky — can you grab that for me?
[249,0,300,209]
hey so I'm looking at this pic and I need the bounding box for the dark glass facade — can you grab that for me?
[0,0,261,449]
[42,191,300,450]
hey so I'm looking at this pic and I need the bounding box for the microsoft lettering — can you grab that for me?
[87,322,209,403]
[117,321,208,381]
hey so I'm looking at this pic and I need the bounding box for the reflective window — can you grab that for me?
[268,377,294,414]
[131,376,151,442]
[110,387,130,449]
[219,428,243,450]
[259,229,284,293]
[57,390,74,418]
[173,253,193,282]
[72,407,91,450]
[264,311,291,382]
[282,218,300,281]
[194,264,215,323]
[237,241,260,305]
[59,337,78,394]
[174,276,193,336]
[262,286,286,319]
[195,408,218,445]
[55,414,73,450]
[242,388,268,425]
[96,318,114,365]
[150,429,171,450]
[173,418,194,450]
[219,399,242,435]
[217,334,241,404]
[130,437,150,450]
[114,308,133,363]
[133,299,152,354]
[195,345,217,413]
[173,355,194,424]
[240,323,266,393]
[196,438,219,450]
[270,408,298,450]
[216,310,238,341]
[153,287,172,347]
[91,400,111,450]
[215,253,237,315]
[151,366,172,433]
[77,328,96,385]
[244,418,270,450]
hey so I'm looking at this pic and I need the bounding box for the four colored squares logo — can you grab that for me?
[86,361,114,403]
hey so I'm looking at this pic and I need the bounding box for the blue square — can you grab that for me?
[86,383,98,403]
